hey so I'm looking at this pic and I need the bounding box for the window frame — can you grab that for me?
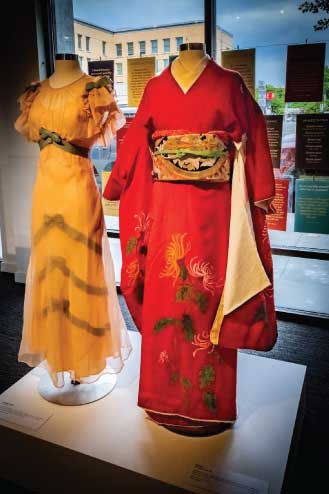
[127,41,134,56]
[139,40,146,56]
[77,33,82,50]
[163,38,170,53]
[116,43,122,57]
[116,62,123,76]
[45,0,329,323]
[86,35,90,52]
[176,36,183,51]
[151,39,158,54]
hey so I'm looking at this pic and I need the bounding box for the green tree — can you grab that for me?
[265,85,285,114]
[299,1,329,31]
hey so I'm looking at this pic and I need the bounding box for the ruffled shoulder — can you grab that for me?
[83,76,125,144]
[15,81,41,139]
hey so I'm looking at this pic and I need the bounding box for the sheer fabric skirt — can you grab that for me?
[19,147,131,387]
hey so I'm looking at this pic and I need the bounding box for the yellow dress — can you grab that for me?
[15,75,131,387]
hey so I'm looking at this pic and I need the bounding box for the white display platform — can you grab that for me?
[0,331,305,494]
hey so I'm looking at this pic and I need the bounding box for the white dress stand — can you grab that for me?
[37,371,117,406]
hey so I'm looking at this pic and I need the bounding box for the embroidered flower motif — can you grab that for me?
[160,233,191,284]
[187,257,220,294]
[192,331,215,358]
[126,259,140,287]
[158,350,169,364]
[134,212,151,235]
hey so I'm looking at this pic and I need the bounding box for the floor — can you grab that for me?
[0,271,328,493]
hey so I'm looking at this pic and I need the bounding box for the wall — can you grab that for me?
[0,1,42,282]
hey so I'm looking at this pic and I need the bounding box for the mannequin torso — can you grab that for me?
[171,43,210,93]
[48,58,85,89]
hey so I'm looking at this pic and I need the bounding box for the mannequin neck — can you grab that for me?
[49,59,84,88]
[178,48,207,71]
[171,46,209,93]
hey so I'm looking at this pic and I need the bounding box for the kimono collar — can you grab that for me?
[170,54,211,94]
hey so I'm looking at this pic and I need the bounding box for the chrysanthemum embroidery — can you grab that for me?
[160,233,191,284]
[192,331,215,358]
[187,257,220,294]
[125,211,151,300]
[134,212,152,236]
[126,259,140,287]
[126,212,151,256]
[158,350,169,364]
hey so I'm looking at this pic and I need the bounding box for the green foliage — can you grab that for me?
[126,237,137,255]
[181,314,195,342]
[265,85,285,115]
[257,67,329,115]
[175,285,190,302]
[203,391,217,412]
[253,303,266,323]
[199,365,215,389]
[299,1,329,31]
[181,377,192,389]
[170,371,179,384]
[195,291,208,313]
[179,264,188,280]
[154,317,178,332]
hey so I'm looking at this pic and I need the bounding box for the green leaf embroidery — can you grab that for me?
[126,236,137,255]
[203,391,217,412]
[253,303,266,323]
[175,285,191,302]
[181,377,192,390]
[170,371,179,384]
[181,314,195,342]
[179,265,188,280]
[195,291,208,313]
[199,365,215,389]
[154,317,178,333]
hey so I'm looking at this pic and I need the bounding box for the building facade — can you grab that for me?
[74,19,233,105]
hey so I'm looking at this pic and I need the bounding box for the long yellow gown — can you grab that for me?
[15,75,131,387]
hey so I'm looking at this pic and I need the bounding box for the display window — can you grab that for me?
[49,0,329,319]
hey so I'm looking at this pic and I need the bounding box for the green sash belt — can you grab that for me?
[39,128,89,158]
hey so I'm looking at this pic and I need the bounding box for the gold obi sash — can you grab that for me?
[151,131,230,182]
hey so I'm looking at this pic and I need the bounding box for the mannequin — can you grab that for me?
[171,42,210,94]
[48,53,85,88]
[49,54,84,392]
[15,51,128,406]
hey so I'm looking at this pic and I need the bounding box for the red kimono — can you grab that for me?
[104,59,277,429]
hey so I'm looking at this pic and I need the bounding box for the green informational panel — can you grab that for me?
[294,178,329,234]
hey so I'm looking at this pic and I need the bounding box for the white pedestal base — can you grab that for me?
[37,372,117,406]
[0,331,306,494]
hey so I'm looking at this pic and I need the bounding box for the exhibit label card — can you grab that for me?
[221,48,255,96]
[0,400,52,431]
[265,115,283,168]
[294,178,329,234]
[184,464,269,494]
[128,57,155,107]
[296,114,329,172]
[266,178,289,231]
[102,171,119,217]
[88,60,114,82]
[285,43,325,102]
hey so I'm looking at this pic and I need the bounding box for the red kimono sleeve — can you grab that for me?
[238,76,275,213]
[103,81,152,200]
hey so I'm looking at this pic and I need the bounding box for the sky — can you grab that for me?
[73,0,329,86]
